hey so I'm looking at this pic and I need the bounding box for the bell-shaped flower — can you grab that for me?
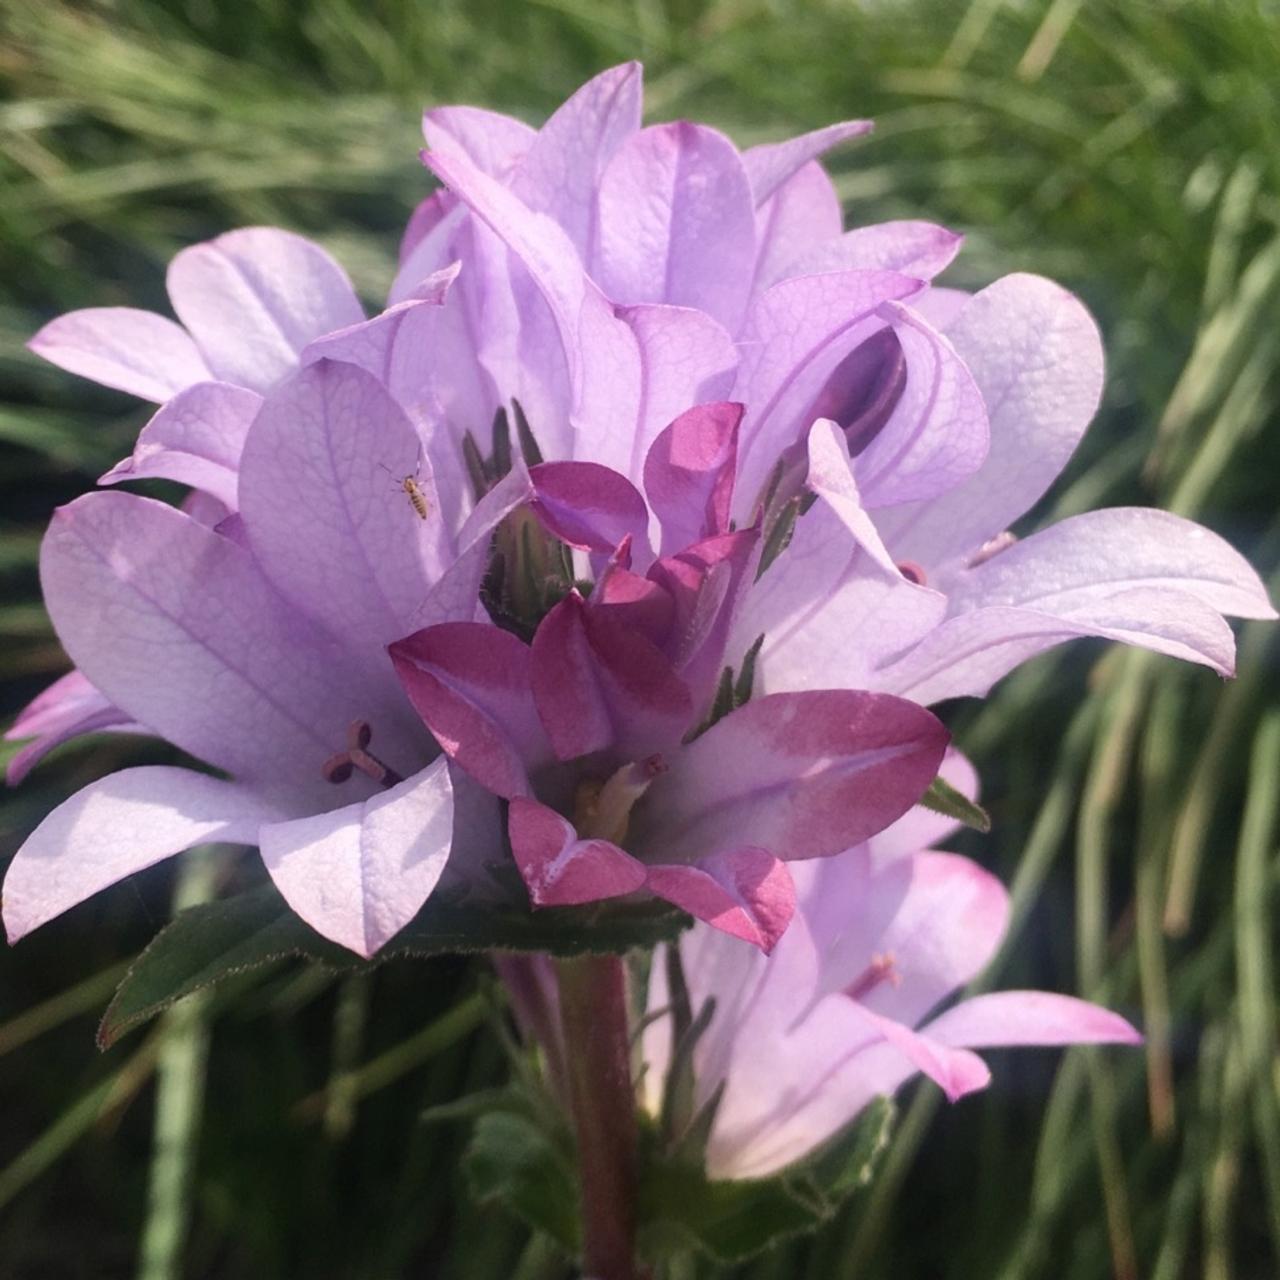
[735,278,1275,703]
[3,359,532,958]
[407,64,1272,701]
[411,63,989,523]
[15,233,461,761]
[390,408,949,953]
[641,793,1140,1179]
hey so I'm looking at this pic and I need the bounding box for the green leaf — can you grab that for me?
[920,775,992,833]
[100,882,689,1047]
[639,1098,895,1264]
[97,886,352,1048]
[463,1110,579,1250]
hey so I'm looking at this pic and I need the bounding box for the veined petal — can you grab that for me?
[614,304,738,489]
[925,990,1142,1049]
[8,669,116,741]
[595,122,757,330]
[40,491,406,797]
[783,221,963,282]
[422,105,536,177]
[742,120,873,206]
[647,848,795,953]
[424,146,637,460]
[508,797,646,907]
[853,301,989,508]
[401,457,535,635]
[99,381,262,509]
[513,61,642,260]
[644,402,742,555]
[299,264,459,384]
[637,690,947,864]
[3,767,283,942]
[876,274,1105,571]
[382,258,512,534]
[260,758,453,958]
[166,227,364,392]
[389,623,547,800]
[874,593,1238,705]
[947,507,1277,622]
[238,360,454,649]
[752,161,843,292]
[27,307,212,402]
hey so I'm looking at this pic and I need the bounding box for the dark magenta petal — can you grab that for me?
[508,797,647,907]
[647,848,795,953]
[529,460,651,556]
[592,561,676,648]
[531,593,693,761]
[637,690,948,864]
[643,401,742,555]
[389,623,547,800]
[648,528,760,704]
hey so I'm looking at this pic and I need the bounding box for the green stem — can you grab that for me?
[136,848,221,1280]
[555,954,639,1280]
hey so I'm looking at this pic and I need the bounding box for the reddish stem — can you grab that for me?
[555,953,639,1280]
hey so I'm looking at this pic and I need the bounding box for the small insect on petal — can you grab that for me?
[402,476,431,520]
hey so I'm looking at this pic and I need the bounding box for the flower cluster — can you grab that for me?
[5,63,1271,1177]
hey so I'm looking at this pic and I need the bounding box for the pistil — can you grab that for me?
[845,951,903,1001]
[574,755,668,846]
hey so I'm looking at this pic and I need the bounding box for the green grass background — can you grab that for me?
[1,0,1278,1275]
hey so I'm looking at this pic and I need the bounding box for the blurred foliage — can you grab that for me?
[2,0,1279,1276]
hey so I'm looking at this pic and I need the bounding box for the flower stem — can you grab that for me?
[555,953,639,1280]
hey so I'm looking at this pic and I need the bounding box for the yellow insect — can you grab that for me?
[379,453,431,521]
[399,473,431,520]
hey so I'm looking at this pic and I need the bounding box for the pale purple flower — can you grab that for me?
[390,405,949,951]
[13,230,460,780]
[3,358,530,957]
[408,63,1274,696]
[641,760,1140,1179]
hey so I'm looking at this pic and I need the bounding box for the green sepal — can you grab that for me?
[99,882,689,1048]
[639,1097,895,1264]
[920,775,992,833]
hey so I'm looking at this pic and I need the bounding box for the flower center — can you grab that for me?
[573,755,668,846]
[321,719,404,789]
